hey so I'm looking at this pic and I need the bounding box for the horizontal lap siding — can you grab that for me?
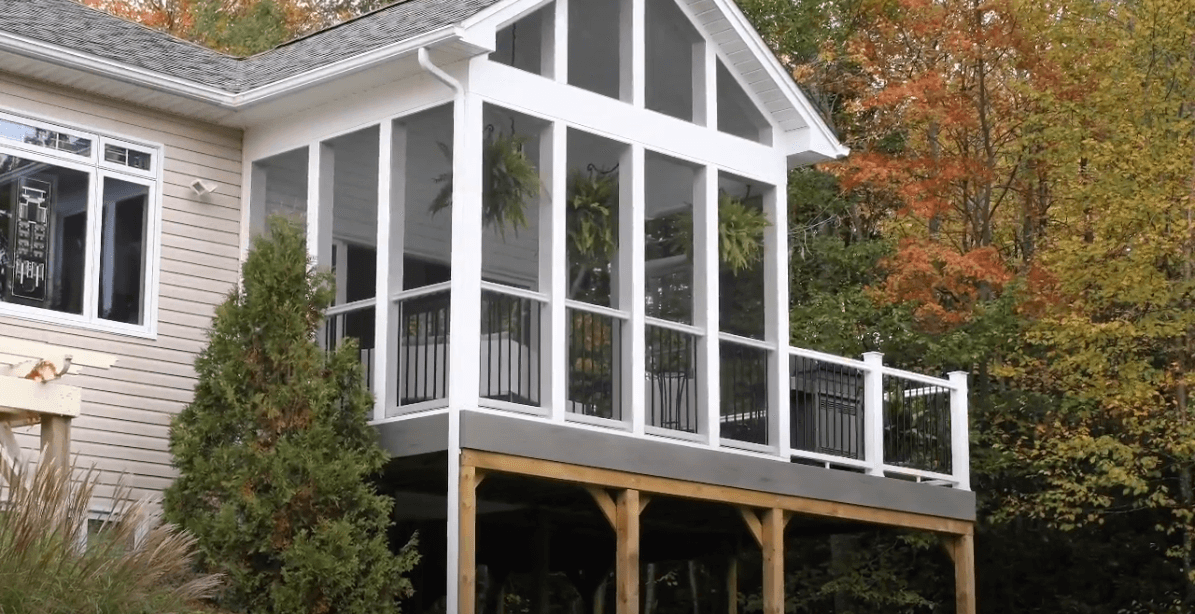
[0,73,242,505]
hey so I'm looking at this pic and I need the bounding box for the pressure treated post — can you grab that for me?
[726,555,738,614]
[953,532,976,614]
[616,489,641,614]
[459,465,480,614]
[39,415,70,477]
[761,509,784,614]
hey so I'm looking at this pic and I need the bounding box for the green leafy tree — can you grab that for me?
[164,216,417,614]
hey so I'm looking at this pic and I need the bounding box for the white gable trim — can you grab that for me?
[462,0,849,166]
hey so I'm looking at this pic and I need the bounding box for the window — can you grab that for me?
[0,111,160,334]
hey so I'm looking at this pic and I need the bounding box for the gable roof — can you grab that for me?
[0,0,499,93]
[0,0,845,162]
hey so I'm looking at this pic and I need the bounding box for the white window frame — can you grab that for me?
[0,110,163,339]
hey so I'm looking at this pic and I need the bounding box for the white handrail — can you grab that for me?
[565,299,630,321]
[787,345,871,371]
[480,281,548,303]
[881,366,960,390]
[645,316,704,337]
[719,332,775,351]
[325,297,377,317]
[391,281,453,303]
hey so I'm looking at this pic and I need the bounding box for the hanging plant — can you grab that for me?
[430,127,542,237]
[566,168,619,260]
[715,192,770,275]
[671,191,771,275]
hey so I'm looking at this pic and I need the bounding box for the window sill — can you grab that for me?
[0,303,156,341]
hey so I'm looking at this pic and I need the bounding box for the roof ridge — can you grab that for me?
[243,0,420,60]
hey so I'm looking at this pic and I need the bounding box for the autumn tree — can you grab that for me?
[1000,0,1195,607]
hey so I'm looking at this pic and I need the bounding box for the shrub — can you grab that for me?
[0,461,221,614]
[164,216,417,614]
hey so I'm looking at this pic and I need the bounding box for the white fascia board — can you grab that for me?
[784,126,851,169]
[0,30,234,107]
[709,0,849,161]
[0,26,489,112]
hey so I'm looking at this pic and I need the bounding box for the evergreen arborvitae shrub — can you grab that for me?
[164,216,417,614]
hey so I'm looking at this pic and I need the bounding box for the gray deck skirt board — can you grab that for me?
[377,412,450,458]
[379,411,976,523]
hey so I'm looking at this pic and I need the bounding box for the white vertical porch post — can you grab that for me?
[949,371,971,490]
[693,39,717,129]
[863,351,885,476]
[546,0,567,82]
[373,121,407,420]
[449,93,485,410]
[620,0,645,107]
[764,185,790,457]
[447,83,485,614]
[696,165,720,444]
[243,161,267,259]
[620,143,646,435]
[542,120,568,422]
[306,142,334,270]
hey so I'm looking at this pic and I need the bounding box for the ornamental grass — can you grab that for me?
[0,460,221,614]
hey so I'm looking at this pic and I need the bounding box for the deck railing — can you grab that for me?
[360,285,971,490]
[645,319,700,435]
[395,284,451,408]
[323,298,376,391]
[480,284,545,409]
[720,334,771,447]
[567,300,626,422]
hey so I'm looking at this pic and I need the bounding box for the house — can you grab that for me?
[0,0,975,612]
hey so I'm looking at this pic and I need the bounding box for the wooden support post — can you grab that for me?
[616,489,641,614]
[953,532,976,614]
[459,465,484,614]
[39,415,70,478]
[533,514,551,614]
[761,509,784,614]
[726,555,738,614]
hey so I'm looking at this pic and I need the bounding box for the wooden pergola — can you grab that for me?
[0,338,115,485]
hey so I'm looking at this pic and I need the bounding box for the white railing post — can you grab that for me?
[541,120,567,422]
[374,121,406,421]
[696,165,720,445]
[949,371,971,491]
[863,352,885,477]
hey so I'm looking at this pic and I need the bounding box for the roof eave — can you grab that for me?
[0,25,488,112]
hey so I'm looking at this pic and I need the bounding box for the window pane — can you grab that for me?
[646,0,702,121]
[98,177,148,325]
[400,104,454,290]
[104,144,152,171]
[481,104,546,291]
[0,155,90,314]
[250,147,308,236]
[719,172,768,339]
[0,117,91,156]
[568,0,622,99]
[493,3,550,75]
[567,129,625,307]
[717,61,772,145]
[645,152,696,324]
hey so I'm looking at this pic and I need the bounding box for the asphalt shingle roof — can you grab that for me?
[0,0,501,93]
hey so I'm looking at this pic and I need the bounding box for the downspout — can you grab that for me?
[416,43,466,614]
[418,47,463,95]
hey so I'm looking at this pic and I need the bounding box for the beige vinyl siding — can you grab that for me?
[0,72,242,506]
